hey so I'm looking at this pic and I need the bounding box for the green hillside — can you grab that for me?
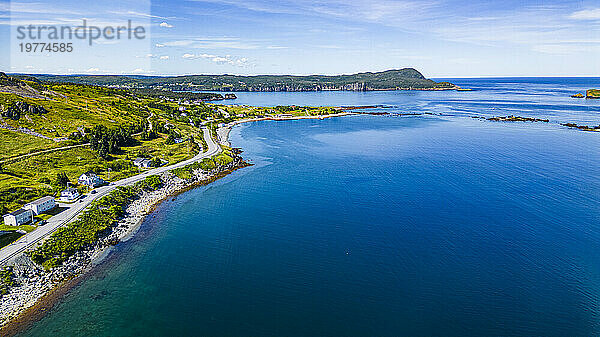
[0,72,335,216]
[15,68,457,92]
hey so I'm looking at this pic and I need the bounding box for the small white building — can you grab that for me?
[60,188,80,202]
[133,158,152,168]
[178,106,186,111]
[23,196,56,215]
[78,171,105,187]
[3,209,33,226]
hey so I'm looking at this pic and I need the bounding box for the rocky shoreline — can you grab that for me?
[0,153,248,335]
[0,111,355,334]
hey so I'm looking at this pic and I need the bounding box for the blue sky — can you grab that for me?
[1,0,600,76]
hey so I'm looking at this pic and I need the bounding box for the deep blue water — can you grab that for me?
[21,79,600,336]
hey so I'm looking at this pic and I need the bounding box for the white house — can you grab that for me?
[3,209,33,226]
[60,188,80,202]
[23,196,56,215]
[78,171,105,187]
[133,157,152,168]
[178,106,186,111]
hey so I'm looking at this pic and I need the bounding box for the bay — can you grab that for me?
[21,78,600,337]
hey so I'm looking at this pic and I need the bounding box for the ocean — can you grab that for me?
[21,78,600,336]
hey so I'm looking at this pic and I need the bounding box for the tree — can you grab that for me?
[88,125,134,158]
[165,134,175,145]
[150,157,162,167]
[55,172,69,187]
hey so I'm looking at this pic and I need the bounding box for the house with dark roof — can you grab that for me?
[78,171,105,187]
[3,208,33,226]
[133,158,153,168]
[60,187,80,201]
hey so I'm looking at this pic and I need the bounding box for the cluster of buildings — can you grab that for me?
[3,196,56,226]
[2,171,105,227]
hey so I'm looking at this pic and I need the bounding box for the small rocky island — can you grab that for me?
[561,123,600,132]
[481,115,549,123]
[571,89,599,99]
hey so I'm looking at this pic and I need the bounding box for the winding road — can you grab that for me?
[0,127,221,266]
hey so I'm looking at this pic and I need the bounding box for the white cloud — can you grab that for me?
[131,68,145,73]
[155,43,165,47]
[141,54,170,60]
[188,0,435,26]
[162,38,259,49]
[164,40,195,47]
[181,53,249,66]
[532,43,600,55]
[108,10,168,20]
[87,67,100,72]
[159,22,173,28]
[569,8,600,20]
[430,5,600,55]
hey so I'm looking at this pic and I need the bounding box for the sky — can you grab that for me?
[0,0,599,77]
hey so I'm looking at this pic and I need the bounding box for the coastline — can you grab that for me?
[216,112,357,146]
[0,112,354,334]
[0,158,250,336]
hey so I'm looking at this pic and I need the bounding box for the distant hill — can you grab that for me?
[0,72,47,99]
[14,69,458,92]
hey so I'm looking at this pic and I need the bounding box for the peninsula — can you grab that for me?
[14,68,459,92]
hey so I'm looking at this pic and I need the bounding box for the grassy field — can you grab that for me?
[0,129,60,161]
[0,224,36,233]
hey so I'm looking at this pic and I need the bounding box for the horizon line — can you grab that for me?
[6,72,600,79]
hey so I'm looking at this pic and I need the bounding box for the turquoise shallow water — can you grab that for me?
[20,79,600,337]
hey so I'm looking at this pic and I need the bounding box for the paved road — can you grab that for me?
[0,127,221,266]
